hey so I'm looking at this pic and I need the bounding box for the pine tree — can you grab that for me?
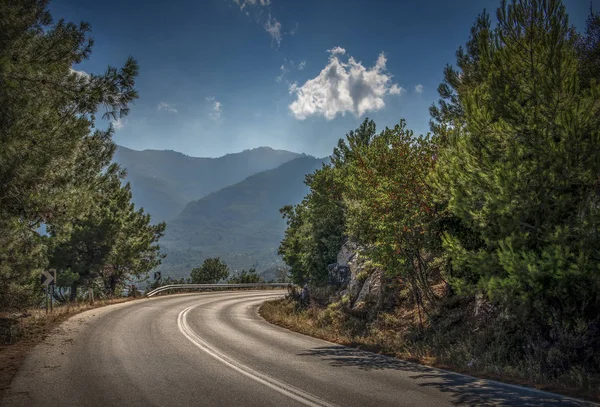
[433,0,600,368]
[0,0,139,308]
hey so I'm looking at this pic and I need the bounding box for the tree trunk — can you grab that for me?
[69,281,79,302]
[109,275,117,297]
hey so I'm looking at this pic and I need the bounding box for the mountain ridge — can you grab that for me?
[159,155,328,277]
[113,145,305,221]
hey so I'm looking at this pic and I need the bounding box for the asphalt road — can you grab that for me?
[2,290,596,407]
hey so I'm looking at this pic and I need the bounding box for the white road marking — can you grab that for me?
[177,304,340,407]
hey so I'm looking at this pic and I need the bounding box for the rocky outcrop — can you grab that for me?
[328,239,385,312]
[352,268,384,311]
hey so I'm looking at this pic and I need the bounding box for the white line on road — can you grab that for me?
[177,304,340,407]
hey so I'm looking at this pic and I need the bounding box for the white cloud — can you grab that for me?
[157,102,178,114]
[328,46,346,56]
[234,0,270,9]
[70,68,90,81]
[415,84,423,94]
[206,96,222,119]
[289,48,403,120]
[390,83,405,95]
[233,0,283,47]
[264,15,282,48]
[112,118,125,130]
[298,60,306,70]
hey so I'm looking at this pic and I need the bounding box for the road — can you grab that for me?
[2,290,595,407]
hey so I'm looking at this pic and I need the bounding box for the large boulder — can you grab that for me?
[333,239,385,312]
[351,268,384,312]
[337,239,360,267]
[327,263,350,287]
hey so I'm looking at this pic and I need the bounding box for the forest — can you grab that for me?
[0,0,165,311]
[275,0,600,396]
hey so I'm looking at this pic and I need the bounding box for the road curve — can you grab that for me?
[2,290,595,407]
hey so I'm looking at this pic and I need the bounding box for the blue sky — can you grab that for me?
[50,0,597,158]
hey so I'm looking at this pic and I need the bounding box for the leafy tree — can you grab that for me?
[432,0,600,369]
[190,258,229,284]
[228,268,264,284]
[342,120,443,314]
[49,166,166,299]
[0,0,139,309]
[278,120,378,285]
[575,9,600,88]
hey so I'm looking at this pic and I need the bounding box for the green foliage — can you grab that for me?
[429,0,600,379]
[228,267,264,284]
[575,9,600,88]
[0,0,164,309]
[190,257,230,284]
[434,0,600,313]
[160,156,324,278]
[278,0,600,386]
[278,164,345,285]
[50,166,166,298]
[342,120,443,307]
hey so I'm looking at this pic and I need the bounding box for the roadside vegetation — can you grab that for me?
[147,257,270,290]
[273,0,600,401]
[0,0,165,313]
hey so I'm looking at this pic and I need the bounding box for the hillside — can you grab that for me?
[159,156,327,277]
[113,146,303,221]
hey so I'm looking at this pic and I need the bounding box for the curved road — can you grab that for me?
[2,291,595,407]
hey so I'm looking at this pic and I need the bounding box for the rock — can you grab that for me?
[352,268,384,311]
[327,263,350,287]
[337,240,360,267]
[331,239,385,313]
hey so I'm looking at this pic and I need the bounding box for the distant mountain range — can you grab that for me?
[113,146,326,279]
[114,146,303,222]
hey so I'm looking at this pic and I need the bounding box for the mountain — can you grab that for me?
[159,156,327,278]
[113,146,303,221]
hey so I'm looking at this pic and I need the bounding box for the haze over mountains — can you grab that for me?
[114,146,304,222]
[113,146,326,279]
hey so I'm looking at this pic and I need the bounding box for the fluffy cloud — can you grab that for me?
[70,68,90,81]
[206,97,222,119]
[264,15,282,48]
[415,84,423,94]
[289,48,403,120]
[328,46,346,56]
[157,102,178,114]
[390,84,405,95]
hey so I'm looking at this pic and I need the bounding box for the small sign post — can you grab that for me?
[41,270,55,314]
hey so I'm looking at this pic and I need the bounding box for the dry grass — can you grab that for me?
[260,298,600,402]
[0,297,135,400]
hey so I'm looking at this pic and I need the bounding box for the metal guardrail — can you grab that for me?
[145,283,294,298]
